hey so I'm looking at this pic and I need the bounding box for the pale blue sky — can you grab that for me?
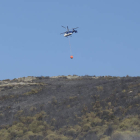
[0,0,140,80]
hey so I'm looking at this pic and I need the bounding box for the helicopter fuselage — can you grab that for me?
[64,32,72,37]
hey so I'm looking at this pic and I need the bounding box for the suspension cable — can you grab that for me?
[68,36,72,55]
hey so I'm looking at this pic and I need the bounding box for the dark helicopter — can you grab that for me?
[60,26,78,37]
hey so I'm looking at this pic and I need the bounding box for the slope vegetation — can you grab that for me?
[0,75,140,140]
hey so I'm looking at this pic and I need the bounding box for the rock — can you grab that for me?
[17,76,36,82]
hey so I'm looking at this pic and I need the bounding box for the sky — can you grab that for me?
[0,0,140,80]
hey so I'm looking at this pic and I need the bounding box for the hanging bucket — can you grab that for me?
[70,55,73,59]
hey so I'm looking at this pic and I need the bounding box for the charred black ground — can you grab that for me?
[0,75,140,140]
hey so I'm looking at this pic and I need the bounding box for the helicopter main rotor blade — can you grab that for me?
[70,27,79,30]
[61,26,66,29]
[67,26,69,31]
[60,32,66,35]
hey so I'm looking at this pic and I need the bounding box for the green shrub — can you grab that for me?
[119,117,140,131]
[0,129,11,140]
[82,105,88,113]
[19,116,35,124]
[94,101,101,108]
[8,125,24,138]
[28,120,45,133]
[0,113,4,117]
[110,131,140,140]
[119,119,130,130]
[69,96,77,101]
[44,133,68,140]
[35,111,46,120]
[74,125,82,132]
[51,118,56,125]
[97,86,103,91]
[25,131,34,136]
[100,135,110,140]
[66,128,76,136]
[30,106,36,112]
[91,117,102,126]
[23,88,42,96]
[67,105,70,108]
[122,89,126,93]
[14,110,23,117]
[16,122,24,128]
[131,117,140,125]
[16,130,23,137]
[82,123,91,131]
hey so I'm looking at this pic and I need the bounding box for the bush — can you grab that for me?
[44,133,68,140]
[91,117,102,126]
[0,129,11,140]
[66,128,76,136]
[30,106,37,112]
[83,123,91,131]
[35,111,46,120]
[29,120,41,133]
[119,117,140,131]
[110,131,140,140]
[24,131,34,136]
[74,125,82,133]
[97,86,103,91]
[7,125,24,138]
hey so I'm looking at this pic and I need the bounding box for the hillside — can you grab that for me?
[0,75,140,140]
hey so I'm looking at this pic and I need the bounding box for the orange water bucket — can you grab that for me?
[70,55,73,59]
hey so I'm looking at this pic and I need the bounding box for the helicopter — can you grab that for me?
[60,26,78,37]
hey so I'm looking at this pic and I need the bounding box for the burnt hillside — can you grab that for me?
[0,75,140,140]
